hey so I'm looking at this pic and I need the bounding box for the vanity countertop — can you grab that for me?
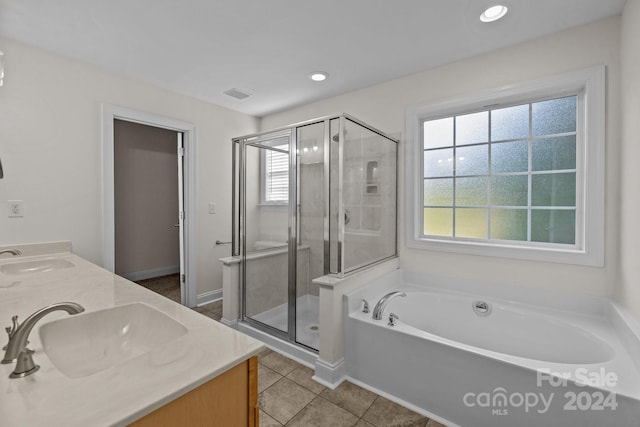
[0,244,263,426]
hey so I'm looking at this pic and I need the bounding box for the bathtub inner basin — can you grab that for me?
[387,292,614,364]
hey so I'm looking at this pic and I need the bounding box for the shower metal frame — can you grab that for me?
[232,113,399,349]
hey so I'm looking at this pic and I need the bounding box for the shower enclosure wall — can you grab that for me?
[229,114,397,354]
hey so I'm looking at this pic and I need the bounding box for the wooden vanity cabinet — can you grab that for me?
[130,356,259,427]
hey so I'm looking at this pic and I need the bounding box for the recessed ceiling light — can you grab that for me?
[309,71,329,82]
[480,5,508,23]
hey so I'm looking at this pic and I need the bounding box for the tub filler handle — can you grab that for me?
[361,299,370,314]
[388,313,399,327]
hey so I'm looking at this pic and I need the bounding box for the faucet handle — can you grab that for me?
[3,316,19,350]
[361,299,370,313]
[388,313,399,327]
[3,316,29,352]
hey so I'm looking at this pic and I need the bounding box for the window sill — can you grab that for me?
[406,237,603,267]
[257,203,288,208]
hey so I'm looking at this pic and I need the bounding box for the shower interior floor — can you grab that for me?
[251,294,320,350]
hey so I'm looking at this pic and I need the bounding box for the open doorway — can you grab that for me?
[102,105,197,307]
[114,120,182,302]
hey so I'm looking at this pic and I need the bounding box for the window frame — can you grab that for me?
[405,66,605,266]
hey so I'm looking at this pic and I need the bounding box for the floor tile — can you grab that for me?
[259,364,283,393]
[362,397,428,427]
[259,377,316,424]
[286,365,326,394]
[260,410,283,427]
[286,396,359,427]
[258,347,274,359]
[260,351,303,376]
[354,420,376,427]
[320,381,378,418]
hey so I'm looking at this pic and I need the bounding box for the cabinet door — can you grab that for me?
[130,356,258,427]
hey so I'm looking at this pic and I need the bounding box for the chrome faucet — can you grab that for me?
[372,291,406,320]
[2,302,84,378]
[0,249,22,256]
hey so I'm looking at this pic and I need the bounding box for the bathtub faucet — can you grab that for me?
[372,291,406,320]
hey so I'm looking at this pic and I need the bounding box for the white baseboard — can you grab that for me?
[197,289,223,306]
[120,265,180,281]
[313,358,347,390]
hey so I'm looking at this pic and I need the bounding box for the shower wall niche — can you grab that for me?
[231,114,397,352]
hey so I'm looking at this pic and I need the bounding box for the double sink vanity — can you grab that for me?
[0,242,263,426]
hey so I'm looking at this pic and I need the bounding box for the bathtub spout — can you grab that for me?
[372,291,406,320]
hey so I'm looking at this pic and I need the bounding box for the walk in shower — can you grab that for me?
[232,114,397,352]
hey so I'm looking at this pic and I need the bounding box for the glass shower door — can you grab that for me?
[242,134,291,336]
[334,117,398,274]
[295,122,325,350]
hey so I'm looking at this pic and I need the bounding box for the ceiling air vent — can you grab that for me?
[223,88,252,100]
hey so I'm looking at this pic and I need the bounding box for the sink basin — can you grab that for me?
[39,303,188,378]
[0,258,74,275]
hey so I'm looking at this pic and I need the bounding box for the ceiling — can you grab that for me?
[0,0,626,117]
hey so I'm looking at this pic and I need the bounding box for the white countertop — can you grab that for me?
[0,244,264,426]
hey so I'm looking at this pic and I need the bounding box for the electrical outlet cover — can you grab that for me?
[8,200,23,218]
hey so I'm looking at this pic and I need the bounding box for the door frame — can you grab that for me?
[101,104,197,307]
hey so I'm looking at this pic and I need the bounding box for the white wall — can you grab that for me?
[261,17,621,298]
[618,0,640,319]
[0,37,258,296]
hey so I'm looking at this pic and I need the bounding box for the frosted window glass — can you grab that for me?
[424,148,453,178]
[456,177,487,206]
[490,209,527,241]
[456,145,488,176]
[455,208,488,239]
[424,178,453,206]
[531,210,575,244]
[491,104,529,141]
[491,175,528,206]
[424,117,453,149]
[532,136,576,171]
[424,208,453,236]
[532,173,576,206]
[532,96,576,136]
[456,111,488,145]
[491,140,528,173]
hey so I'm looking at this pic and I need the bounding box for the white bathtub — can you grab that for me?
[344,270,640,427]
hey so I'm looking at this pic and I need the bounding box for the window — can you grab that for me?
[263,144,288,203]
[405,67,605,266]
[260,140,289,204]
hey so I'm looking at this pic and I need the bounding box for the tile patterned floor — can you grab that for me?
[135,274,448,427]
